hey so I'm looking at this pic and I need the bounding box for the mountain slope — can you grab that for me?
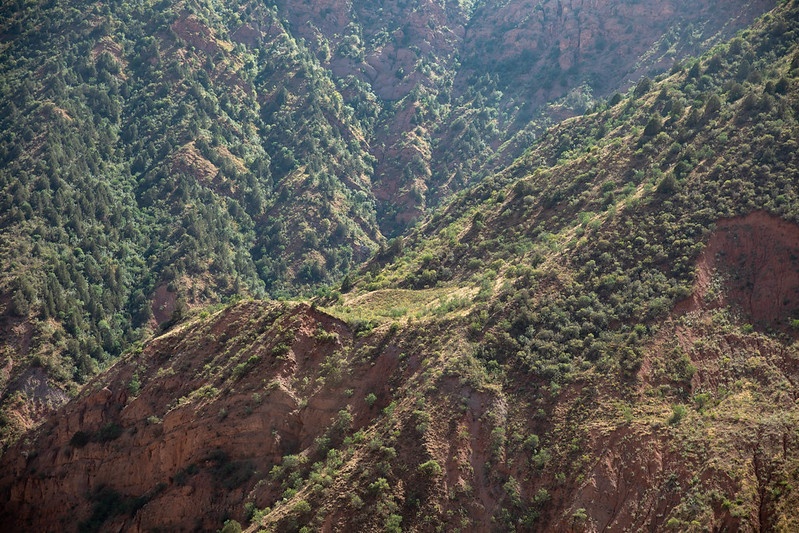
[2,1,799,531]
[0,0,386,442]
[0,0,776,445]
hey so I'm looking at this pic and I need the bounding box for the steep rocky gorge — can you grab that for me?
[0,0,780,448]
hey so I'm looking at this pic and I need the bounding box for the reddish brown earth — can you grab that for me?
[681,211,799,329]
[171,15,228,57]
[457,0,774,92]
[0,289,70,446]
[90,36,127,70]
[0,303,350,530]
[1,302,502,531]
[150,283,178,327]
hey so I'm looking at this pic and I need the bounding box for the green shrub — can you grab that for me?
[219,519,242,533]
[668,404,687,425]
[417,460,443,477]
[350,494,364,509]
[385,514,402,533]
[127,373,141,396]
[292,500,312,515]
[96,422,123,442]
[368,477,390,494]
[694,393,712,412]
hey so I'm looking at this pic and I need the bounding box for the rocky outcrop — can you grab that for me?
[458,0,774,94]
[0,302,358,530]
[0,302,465,531]
[273,0,776,230]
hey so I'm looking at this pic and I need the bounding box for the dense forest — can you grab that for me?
[0,0,382,420]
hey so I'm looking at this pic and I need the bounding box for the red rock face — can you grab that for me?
[0,304,324,529]
[278,0,774,101]
[457,0,775,93]
[150,283,178,326]
[685,211,799,329]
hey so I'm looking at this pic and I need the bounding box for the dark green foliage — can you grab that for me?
[687,61,702,80]
[78,486,153,533]
[668,404,687,425]
[703,94,722,119]
[96,422,123,443]
[365,393,378,407]
[634,77,653,97]
[340,274,353,293]
[351,319,378,338]
[643,115,663,137]
[656,173,680,195]
[417,460,442,477]
[232,355,261,380]
[70,431,91,448]
[0,0,384,396]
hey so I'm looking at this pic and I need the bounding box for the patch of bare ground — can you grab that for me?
[679,211,799,331]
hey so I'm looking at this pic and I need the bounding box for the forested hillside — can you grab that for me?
[2,0,799,531]
[0,0,385,442]
[1,0,771,445]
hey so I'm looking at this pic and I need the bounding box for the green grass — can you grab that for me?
[322,287,478,325]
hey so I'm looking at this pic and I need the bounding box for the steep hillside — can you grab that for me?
[0,0,384,442]
[4,294,796,532]
[0,0,775,445]
[275,0,776,227]
[3,1,799,531]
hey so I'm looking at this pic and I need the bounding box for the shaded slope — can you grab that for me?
[280,0,777,229]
